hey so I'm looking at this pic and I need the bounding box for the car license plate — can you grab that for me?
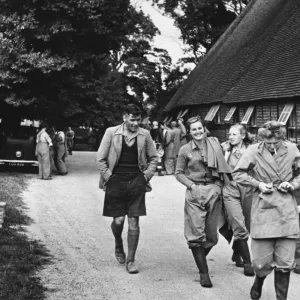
[9,162,25,167]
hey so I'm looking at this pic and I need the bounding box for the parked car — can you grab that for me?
[0,119,39,173]
[73,127,92,151]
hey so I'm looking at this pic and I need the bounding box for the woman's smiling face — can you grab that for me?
[229,127,244,146]
[190,121,205,141]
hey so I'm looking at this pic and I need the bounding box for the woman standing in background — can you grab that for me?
[36,122,52,180]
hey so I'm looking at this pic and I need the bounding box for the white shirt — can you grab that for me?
[36,128,52,146]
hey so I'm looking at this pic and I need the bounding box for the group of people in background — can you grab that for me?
[97,104,300,300]
[35,123,74,180]
[148,118,187,175]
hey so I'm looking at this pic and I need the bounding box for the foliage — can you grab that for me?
[0,0,172,127]
[0,173,52,300]
[149,0,250,65]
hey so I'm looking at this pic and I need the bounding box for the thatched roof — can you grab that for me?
[165,0,300,111]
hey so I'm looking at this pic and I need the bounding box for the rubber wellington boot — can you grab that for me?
[250,275,266,300]
[236,239,255,276]
[274,270,290,300]
[232,240,243,268]
[204,246,213,257]
[191,247,213,288]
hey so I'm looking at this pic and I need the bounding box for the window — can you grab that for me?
[241,106,255,124]
[180,108,189,118]
[204,105,220,122]
[176,110,183,119]
[224,106,237,122]
[278,103,294,125]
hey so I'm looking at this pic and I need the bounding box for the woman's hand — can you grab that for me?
[278,182,294,193]
[190,183,198,193]
[258,182,274,194]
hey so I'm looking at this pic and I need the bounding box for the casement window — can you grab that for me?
[204,105,220,122]
[278,103,294,125]
[174,109,189,120]
[241,106,255,125]
[224,106,237,122]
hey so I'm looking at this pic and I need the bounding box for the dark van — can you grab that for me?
[0,119,39,172]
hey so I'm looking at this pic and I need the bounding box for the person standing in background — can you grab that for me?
[36,122,52,180]
[66,127,75,155]
[171,120,182,160]
[46,126,57,176]
[55,126,68,175]
[177,118,187,147]
[162,123,175,175]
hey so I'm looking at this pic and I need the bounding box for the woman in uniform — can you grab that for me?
[233,121,300,300]
[175,116,231,288]
[222,124,255,276]
[36,122,52,180]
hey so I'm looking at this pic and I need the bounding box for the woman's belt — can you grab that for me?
[193,180,215,185]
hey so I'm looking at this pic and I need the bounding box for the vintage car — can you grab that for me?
[0,119,39,173]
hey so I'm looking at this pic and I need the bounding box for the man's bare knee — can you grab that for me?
[114,216,125,225]
[128,217,139,230]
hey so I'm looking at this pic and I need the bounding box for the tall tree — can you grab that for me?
[0,0,171,127]
[149,0,249,65]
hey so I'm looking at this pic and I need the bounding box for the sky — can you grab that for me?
[130,0,184,64]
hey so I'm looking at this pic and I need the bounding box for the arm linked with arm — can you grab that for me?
[96,128,113,182]
[290,147,300,190]
[232,147,260,188]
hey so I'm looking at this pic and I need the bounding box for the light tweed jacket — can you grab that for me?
[96,124,158,192]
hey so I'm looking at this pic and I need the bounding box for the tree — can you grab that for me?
[149,0,250,65]
[0,0,172,128]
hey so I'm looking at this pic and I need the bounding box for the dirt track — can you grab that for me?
[22,152,300,300]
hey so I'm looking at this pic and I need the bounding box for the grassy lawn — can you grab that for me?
[0,173,52,300]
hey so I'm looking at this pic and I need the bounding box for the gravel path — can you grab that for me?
[23,152,300,300]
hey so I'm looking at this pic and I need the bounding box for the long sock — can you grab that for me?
[127,228,140,262]
[111,221,124,246]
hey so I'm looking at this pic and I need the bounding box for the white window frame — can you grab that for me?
[278,103,294,125]
[224,106,237,122]
[241,106,255,125]
[204,105,220,122]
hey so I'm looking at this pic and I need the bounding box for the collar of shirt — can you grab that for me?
[191,139,205,151]
[231,144,246,155]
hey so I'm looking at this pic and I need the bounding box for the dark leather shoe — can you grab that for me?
[115,245,126,264]
[200,273,213,288]
[126,261,139,274]
[250,276,266,299]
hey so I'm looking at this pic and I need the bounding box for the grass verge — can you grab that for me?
[0,173,52,300]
